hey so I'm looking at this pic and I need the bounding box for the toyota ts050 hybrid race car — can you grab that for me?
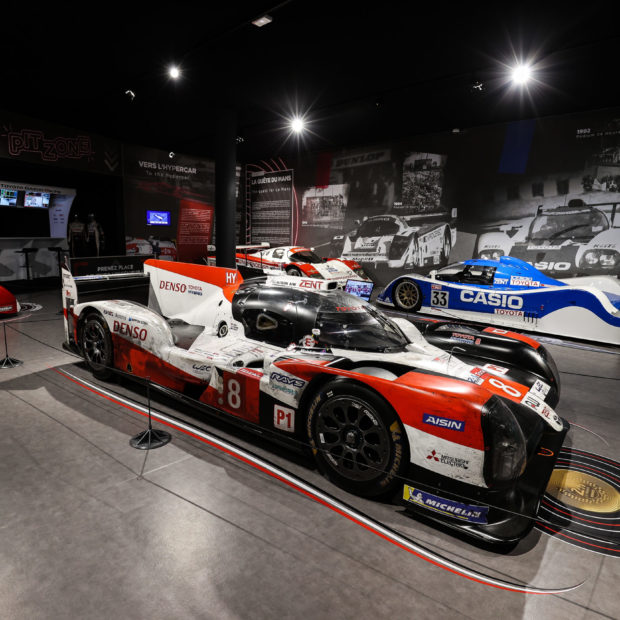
[378,256,620,345]
[62,260,568,544]
[476,200,619,275]
[235,245,371,287]
[329,211,457,271]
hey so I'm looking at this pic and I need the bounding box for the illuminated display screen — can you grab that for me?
[0,189,18,206]
[344,279,374,301]
[147,210,171,225]
[24,192,51,208]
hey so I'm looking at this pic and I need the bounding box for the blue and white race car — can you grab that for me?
[377,256,620,345]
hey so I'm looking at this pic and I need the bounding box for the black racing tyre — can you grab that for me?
[306,380,409,498]
[286,266,302,277]
[440,229,452,265]
[81,312,114,380]
[217,321,228,338]
[393,279,422,312]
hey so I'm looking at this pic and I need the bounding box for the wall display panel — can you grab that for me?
[249,170,294,246]
[123,145,215,263]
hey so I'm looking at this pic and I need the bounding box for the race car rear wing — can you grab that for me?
[61,266,150,343]
[205,243,270,266]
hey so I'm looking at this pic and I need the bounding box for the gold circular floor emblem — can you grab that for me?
[547,469,620,514]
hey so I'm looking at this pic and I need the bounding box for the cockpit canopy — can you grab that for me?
[231,279,409,352]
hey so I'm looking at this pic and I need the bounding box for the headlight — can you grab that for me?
[478,250,504,260]
[354,267,369,279]
[481,396,527,486]
[389,235,411,259]
[580,249,619,268]
[584,251,599,265]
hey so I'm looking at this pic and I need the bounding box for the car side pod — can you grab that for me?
[401,409,569,546]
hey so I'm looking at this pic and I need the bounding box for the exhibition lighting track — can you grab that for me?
[53,367,584,595]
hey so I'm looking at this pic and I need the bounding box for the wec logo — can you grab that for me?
[460,290,523,309]
[160,281,186,293]
[422,414,465,431]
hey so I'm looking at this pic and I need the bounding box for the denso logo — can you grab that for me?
[113,320,147,341]
[160,280,186,292]
[270,372,305,388]
[422,414,465,431]
[460,290,523,309]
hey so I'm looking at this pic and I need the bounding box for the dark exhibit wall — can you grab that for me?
[272,107,620,285]
[123,145,216,262]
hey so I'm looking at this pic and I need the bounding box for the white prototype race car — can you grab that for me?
[235,245,371,287]
[329,211,457,270]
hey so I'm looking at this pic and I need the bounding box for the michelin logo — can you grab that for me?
[423,414,465,431]
[403,485,488,524]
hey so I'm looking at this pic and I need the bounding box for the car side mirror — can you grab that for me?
[429,269,437,279]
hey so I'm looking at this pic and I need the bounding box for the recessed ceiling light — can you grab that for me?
[169,66,181,79]
[511,64,532,86]
[252,15,273,27]
[290,117,305,133]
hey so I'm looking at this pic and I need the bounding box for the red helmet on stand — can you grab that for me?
[0,285,19,316]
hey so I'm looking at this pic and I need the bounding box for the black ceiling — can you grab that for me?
[3,1,620,162]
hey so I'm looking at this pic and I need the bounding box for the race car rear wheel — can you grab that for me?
[307,380,408,497]
[286,266,302,277]
[393,279,422,312]
[81,312,114,380]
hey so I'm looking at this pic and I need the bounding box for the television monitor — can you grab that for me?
[0,189,18,206]
[24,191,50,208]
[344,279,374,301]
[147,210,171,226]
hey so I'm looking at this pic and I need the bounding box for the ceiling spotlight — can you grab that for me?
[169,151,175,159]
[471,81,484,92]
[125,89,136,101]
[169,66,181,80]
[252,14,273,27]
[290,117,305,133]
[511,64,532,86]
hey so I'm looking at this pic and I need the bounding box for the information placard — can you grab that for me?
[249,170,293,245]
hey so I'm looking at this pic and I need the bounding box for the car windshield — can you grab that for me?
[358,218,400,237]
[529,209,608,240]
[290,250,323,264]
[313,293,409,353]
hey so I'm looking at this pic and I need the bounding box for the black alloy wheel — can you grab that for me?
[393,279,422,312]
[307,380,408,497]
[81,313,114,379]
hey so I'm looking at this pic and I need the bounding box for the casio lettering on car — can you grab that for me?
[460,290,523,309]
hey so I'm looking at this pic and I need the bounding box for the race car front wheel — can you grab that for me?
[307,380,408,497]
[393,279,422,312]
[81,313,114,380]
[286,266,302,277]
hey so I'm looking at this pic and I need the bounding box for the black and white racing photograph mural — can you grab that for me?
[285,108,620,286]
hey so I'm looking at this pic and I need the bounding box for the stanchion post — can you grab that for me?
[0,322,23,369]
[129,376,172,449]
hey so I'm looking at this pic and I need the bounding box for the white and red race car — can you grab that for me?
[126,236,177,261]
[62,260,568,544]
[235,245,371,287]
